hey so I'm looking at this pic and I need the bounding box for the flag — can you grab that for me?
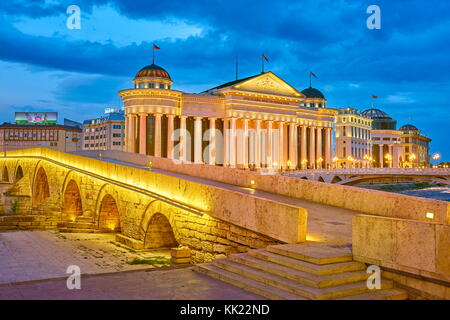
[262,54,269,62]
[372,95,378,99]
[310,72,318,79]
[153,44,160,50]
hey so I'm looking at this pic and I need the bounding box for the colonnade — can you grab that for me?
[125,113,333,170]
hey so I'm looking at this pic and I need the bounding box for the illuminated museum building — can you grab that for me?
[82,111,125,151]
[119,63,337,170]
[334,108,373,168]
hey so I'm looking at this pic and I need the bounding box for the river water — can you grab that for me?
[397,186,450,202]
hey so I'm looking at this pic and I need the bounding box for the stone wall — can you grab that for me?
[352,214,450,299]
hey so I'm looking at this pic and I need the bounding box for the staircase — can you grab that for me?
[59,216,98,233]
[194,242,408,300]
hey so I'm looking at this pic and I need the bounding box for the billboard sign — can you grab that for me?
[15,112,58,124]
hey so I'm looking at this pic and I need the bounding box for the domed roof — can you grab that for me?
[399,124,419,131]
[301,86,325,99]
[361,108,391,119]
[135,63,171,80]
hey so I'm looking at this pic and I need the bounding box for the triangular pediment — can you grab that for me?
[230,72,303,97]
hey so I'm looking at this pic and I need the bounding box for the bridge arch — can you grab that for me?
[140,200,181,249]
[15,165,24,182]
[97,193,121,232]
[331,176,343,184]
[62,179,83,221]
[2,166,9,182]
[318,176,325,183]
[33,167,50,206]
[144,213,179,249]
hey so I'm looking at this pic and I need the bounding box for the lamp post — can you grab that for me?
[301,159,308,170]
[409,153,416,168]
[332,156,339,169]
[347,156,355,169]
[385,153,392,168]
[317,157,323,169]
[432,153,441,168]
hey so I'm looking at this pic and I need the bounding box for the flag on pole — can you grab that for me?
[309,71,318,87]
[153,44,160,50]
[310,71,318,79]
[152,44,160,64]
[372,95,378,99]
[262,54,269,62]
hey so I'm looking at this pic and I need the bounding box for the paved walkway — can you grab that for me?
[102,157,357,245]
[0,230,171,285]
[0,268,261,300]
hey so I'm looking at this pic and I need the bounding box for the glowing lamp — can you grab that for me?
[426,212,434,220]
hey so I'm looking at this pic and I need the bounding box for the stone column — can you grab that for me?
[229,118,237,168]
[194,117,202,164]
[278,122,284,169]
[154,114,162,157]
[267,121,273,169]
[255,120,261,169]
[316,127,322,169]
[139,114,147,155]
[309,126,316,169]
[167,115,175,159]
[293,124,298,169]
[180,116,187,162]
[209,118,216,165]
[325,127,332,169]
[288,123,295,169]
[379,144,384,168]
[243,119,249,169]
[125,115,130,152]
[301,125,307,169]
[223,119,229,167]
[128,114,136,153]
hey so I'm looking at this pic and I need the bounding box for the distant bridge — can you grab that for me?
[284,168,450,185]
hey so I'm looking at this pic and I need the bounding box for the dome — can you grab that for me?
[361,108,391,119]
[301,86,325,99]
[135,63,171,80]
[399,124,419,131]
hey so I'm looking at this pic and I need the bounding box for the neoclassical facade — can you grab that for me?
[119,63,337,170]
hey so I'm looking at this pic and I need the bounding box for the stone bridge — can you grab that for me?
[0,148,306,263]
[284,168,450,185]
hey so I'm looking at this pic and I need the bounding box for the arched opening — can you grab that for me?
[63,180,82,221]
[2,167,9,182]
[300,176,308,180]
[331,176,343,184]
[15,166,24,182]
[144,213,178,249]
[318,176,325,183]
[98,194,121,232]
[33,167,50,206]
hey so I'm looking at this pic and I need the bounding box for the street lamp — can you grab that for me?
[409,153,416,168]
[301,158,308,169]
[385,153,392,168]
[317,157,323,169]
[347,156,355,168]
[432,153,441,167]
[332,156,339,169]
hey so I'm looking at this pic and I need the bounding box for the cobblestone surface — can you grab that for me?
[0,230,172,285]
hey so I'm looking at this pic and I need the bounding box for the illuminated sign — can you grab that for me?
[15,112,58,124]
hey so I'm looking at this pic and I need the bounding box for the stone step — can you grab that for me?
[194,264,307,300]
[76,216,95,223]
[66,222,96,229]
[59,228,99,234]
[249,250,366,276]
[229,253,369,288]
[266,244,353,265]
[337,288,408,300]
[213,258,393,300]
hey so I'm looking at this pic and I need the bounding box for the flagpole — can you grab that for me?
[309,73,312,87]
[262,54,264,73]
[152,46,155,64]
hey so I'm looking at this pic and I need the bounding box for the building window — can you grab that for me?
[139,83,145,88]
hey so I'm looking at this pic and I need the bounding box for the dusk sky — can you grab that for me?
[0,0,449,160]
